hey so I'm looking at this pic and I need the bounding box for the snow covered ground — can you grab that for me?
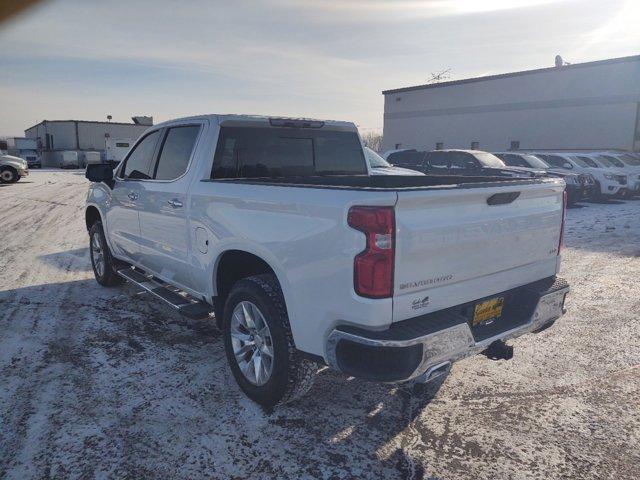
[1,170,638,479]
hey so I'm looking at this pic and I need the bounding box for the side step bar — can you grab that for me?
[117,267,213,320]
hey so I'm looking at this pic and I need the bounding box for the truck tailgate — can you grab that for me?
[393,180,564,322]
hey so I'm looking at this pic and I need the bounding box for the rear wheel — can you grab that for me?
[591,181,605,201]
[222,274,316,407]
[0,167,18,183]
[89,221,124,287]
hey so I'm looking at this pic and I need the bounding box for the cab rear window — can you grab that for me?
[211,126,367,178]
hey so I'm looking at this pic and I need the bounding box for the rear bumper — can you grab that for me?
[325,276,569,383]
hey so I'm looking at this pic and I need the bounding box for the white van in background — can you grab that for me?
[105,138,134,163]
[83,151,102,166]
[61,151,80,169]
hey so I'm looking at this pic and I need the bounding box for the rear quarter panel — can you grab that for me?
[188,181,398,356]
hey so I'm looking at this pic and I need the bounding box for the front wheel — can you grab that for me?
[89,221,124,287]
[0,167,18,183]
[222,274,316,407]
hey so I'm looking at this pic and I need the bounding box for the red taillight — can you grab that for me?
[348,206,395,298]
[558,189,567,254]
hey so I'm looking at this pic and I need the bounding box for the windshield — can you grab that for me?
[594,156,615,168]
[620,154,640,166]
[520,154,549,169]
[598,155,625,168]
[472,152,506,168]
[364,147,391,168]
[495,154,527,167]
[541,155,569,168]
[574,156,599,168]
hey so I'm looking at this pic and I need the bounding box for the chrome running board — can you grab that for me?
[117,267,213,320]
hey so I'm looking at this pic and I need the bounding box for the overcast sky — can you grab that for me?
[1,0,638,136]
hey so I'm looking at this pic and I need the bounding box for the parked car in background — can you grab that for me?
[364,147,424,176]
[493,152,589,204]
[534,153,627,199]
[0,152,29,183]
[381,149,426,169]
[590,153,640,195]
[384,149,534,178]
[615,153,640,195]
[84,114,569,407]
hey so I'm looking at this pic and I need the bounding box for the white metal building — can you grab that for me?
[24,116,153,167]
[382,55,640,153]
[12,137,38,163]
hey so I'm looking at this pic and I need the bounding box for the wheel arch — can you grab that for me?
[213,249,283,300]
[85,204,103,231]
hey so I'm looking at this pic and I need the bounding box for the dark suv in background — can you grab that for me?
[384,149,535,178]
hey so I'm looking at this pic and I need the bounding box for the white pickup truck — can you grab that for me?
[0,152,29,183]
[85,114,569,407]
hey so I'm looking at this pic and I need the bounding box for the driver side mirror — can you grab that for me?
[563,162,573,169]
[86,163,115,188]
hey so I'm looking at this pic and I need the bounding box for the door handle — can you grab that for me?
[127,192,138,201]
[167,199,183,208]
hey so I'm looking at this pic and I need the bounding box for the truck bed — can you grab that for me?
[205,174,554,190]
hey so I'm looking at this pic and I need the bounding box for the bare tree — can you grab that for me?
[361,131,383,152]
[427,69,451,84]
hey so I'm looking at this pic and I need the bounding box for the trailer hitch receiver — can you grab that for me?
[482,340,514,361]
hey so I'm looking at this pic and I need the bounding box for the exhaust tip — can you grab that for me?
[414,361,451,384]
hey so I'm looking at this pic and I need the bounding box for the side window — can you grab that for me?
[153,125,200,180]
[387,152,409,166]
[389,151,424,166]
[450,153,476,170]
[121,131,160,180]
[427,152,448,170]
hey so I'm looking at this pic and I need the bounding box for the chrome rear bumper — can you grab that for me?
[325,277,569,383]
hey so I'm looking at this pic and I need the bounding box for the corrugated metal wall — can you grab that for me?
[24,121,151,167]
[382,57,640,153]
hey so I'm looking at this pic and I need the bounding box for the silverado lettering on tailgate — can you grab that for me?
[400,274,454,290]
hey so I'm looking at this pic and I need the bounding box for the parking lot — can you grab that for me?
[1,170,639,479]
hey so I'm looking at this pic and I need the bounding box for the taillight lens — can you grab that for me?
[558,190,567,254]
[347,206,395,298]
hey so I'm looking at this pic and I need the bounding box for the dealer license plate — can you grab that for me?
[473,297,504,326]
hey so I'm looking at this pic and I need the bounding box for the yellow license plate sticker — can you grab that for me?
[473,297,504,326]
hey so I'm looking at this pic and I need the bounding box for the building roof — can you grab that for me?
[25,119,149,131]
[382,54,640,95]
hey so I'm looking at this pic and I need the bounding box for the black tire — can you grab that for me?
[591,181,605,201]
[222,274,316,407]
[0,167,18,184]
[89,221,124,287]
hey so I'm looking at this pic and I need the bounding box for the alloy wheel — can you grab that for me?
[91,233,105,277]
[230,301,274,386]
[1,170,15,182]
